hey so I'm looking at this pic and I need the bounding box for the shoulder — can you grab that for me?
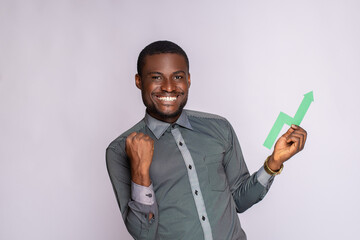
[107,118,147,153]
[185,109,228,121]
[185,109,240,151]
[185,109,231,129]
[185,109,234,140]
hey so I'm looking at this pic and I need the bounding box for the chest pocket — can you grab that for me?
[204,152,227,191]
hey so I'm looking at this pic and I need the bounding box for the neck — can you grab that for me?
[146,109,182,123]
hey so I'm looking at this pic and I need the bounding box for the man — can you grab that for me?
[106,40,307,240]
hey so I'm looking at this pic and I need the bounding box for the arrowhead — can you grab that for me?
[304,91,314,102]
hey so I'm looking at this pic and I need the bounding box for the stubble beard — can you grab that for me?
[145,96,188,122]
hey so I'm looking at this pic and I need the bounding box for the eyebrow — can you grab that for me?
[173,70,186,75]
[147,72,162,76]
[147,70,186,76]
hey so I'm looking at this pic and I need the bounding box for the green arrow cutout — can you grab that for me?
[263,91,314,149]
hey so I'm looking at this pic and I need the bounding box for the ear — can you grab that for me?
[187,73,191,88]
[135,74,142,90]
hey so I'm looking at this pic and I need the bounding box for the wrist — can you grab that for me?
[264,155,284,176]
[131,171,151,187]
[268,154,282,171]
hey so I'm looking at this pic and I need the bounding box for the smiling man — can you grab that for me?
[106,41,307,240]
[136,52,190,124]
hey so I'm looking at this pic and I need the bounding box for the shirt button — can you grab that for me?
[202,216,206,221]
[179,141,183,146]
[195,190,198,195]
[188,164,192,170]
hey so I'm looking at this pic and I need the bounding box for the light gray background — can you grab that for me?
[1,0,359,239]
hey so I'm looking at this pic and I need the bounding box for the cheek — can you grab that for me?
[179,83,189,92]
[142,84,157,95]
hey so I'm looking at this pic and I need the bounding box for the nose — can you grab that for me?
[160,77,176,92]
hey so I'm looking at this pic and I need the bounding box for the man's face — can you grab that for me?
[135,53,191,123]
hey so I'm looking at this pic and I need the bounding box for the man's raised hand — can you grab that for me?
[267,125,307,171]
[125,132,154,187]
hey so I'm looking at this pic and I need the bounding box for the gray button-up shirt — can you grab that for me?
[106,109,274,240]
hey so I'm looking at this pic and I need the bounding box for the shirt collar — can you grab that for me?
[144,110,193,139]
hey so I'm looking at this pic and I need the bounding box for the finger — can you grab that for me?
[297,128,307,145]
[293,125,307,139]
[292,124,306,132]
[288,132,304,150]
[288,136,301,153]
[296,131,306,150]
[138,133,153,142]
[126,132,138,143]
[289,140,299,154]
[282,127,295,139]
[128,132,138,138]
[292,128,307,149]
[133,132,146,141]
[142,133,152,140]
[286,135,300,144]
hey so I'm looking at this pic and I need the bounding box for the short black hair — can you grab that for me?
[137,40,189,76]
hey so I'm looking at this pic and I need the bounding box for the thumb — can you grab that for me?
[282,126,295,139]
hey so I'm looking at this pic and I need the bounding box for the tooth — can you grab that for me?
[158,96,177,101]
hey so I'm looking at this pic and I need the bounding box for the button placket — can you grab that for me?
[171,128,213,240]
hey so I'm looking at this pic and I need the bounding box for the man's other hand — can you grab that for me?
[125,132,154,187]
[268,125,307,171]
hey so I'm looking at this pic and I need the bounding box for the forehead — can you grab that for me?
[142,53,188,73]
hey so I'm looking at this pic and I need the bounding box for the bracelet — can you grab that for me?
[264,156,283,176]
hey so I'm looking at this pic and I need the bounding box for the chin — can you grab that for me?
[146,105,185,122]
[158,109,183,119]
[145,97,188,122]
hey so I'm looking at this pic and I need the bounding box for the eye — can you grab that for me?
[151,75,161,80]
[174,75,183,80]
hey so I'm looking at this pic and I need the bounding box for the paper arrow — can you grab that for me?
[263,91,314,149]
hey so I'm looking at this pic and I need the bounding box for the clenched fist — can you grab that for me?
[125,132,154,187]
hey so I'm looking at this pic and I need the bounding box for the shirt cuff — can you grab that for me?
[256,166,274,187]
[131,181,155,205]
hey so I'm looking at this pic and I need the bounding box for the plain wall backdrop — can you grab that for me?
[1,0,359,239]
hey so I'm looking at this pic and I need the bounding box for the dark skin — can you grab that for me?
[125,53,307,218]
[126,53,190,187]
[126,54,190,220]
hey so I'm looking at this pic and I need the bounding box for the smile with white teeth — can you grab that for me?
[157,96,177,101]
